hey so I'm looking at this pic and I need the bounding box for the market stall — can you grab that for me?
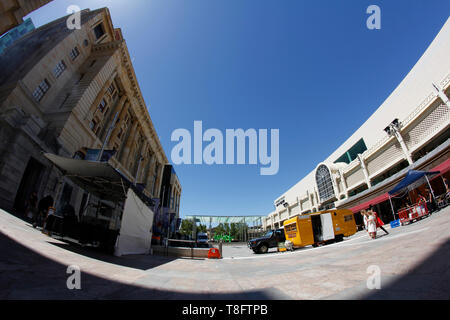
[397,204,429,226]
[388,170,440,226]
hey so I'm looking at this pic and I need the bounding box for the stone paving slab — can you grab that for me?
[1,207,450,299]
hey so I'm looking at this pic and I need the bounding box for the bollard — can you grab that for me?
[218,240,223,258]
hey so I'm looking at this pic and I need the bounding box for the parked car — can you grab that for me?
[247,228,285,254]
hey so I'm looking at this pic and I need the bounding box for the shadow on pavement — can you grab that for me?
[361,239,450,300]
[46,238,179,271]
[0,231,276,300]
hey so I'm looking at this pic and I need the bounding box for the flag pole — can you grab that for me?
[389,194,396,221]
[425,174,436,201]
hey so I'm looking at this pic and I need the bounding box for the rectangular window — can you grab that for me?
[107,83,116,95]
[93,23,105,40]
[344,215,354,222]
[70,47,80,60]
[98,99,107,113]
[89,119,97,131]
[32,79,51,102]
[53,60,67,78]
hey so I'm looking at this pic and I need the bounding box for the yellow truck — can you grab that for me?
[283,209,357,249]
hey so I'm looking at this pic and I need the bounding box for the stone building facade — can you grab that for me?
[0,0,53,35]
[160,165,182,218]
[0,8,179,218]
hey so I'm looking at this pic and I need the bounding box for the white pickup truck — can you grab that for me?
[196,232,209,248]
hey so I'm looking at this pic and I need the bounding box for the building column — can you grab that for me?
[131,136,145,178]
[393,128,413,165]
[126,130,141,171]
[309,191,314,210]
[156,163,165,198]
[118,119,138,164]
[357,154,372,188]
[340,169,348,194]
[433,83,450,108]
[141,147,151,186]
[146,156,156,196]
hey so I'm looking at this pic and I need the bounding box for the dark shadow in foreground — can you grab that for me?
[362,239,450,300]
[0,232,280,300]
[45,236,180,271]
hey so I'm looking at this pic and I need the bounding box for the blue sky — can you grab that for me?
[27,0,450,218]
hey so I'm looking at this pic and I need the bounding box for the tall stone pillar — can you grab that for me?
[393,128,413,165]
[433,83,450,108]
[117,119,138,164]
[357,154,372,188]
[146,154,156,196]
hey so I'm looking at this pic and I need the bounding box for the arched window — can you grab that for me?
[316,165,335,203]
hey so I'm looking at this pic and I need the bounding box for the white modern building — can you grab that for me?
[264,18,450,230]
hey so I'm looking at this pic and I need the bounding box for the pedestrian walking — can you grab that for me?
[361,209,369,231]
[369,205,389,235]
[366,211,377,239]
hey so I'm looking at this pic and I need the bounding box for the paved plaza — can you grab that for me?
[1,207,449,300]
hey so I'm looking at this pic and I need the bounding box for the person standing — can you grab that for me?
[34,195,54,229]
[366,211,377,239]
[424,188,436,213]
[417,192,427,205]
[361,210,369,232]
[444,177,449,194]
[369,205,389,235]
[25,192,38,223]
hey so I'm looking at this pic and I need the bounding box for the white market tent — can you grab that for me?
[114,188,154,256]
